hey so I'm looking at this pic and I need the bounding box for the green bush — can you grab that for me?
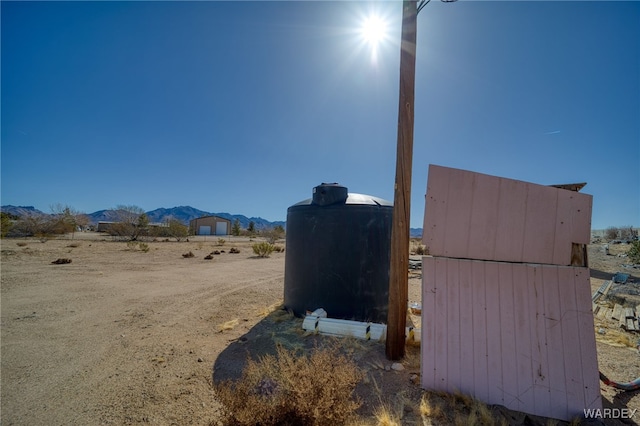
[628,241,640,264]
[214,345,362,426]
[252,242,275,258]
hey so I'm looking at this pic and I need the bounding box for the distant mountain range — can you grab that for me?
[1,205,285,231]
[1,205,423,237]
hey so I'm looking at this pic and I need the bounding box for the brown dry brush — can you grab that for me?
[214,345,363,426]
[420,391,502,426]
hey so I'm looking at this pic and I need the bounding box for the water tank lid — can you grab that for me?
[290,192,392,207]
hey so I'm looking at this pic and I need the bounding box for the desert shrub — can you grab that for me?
[605,226,619,241]
[262,226,285,244]
[273,245,285,253]
[182,251,195,258]
[409,238,428,255]
[217,238,226,246]
[126,241,150,252]
[628,241,640,264]
[151,219,189,241]
[252,242,274,258]
[1,212,15,237]
[16,242,28,247]
[229,247,240,254]
[619,226,636,240]
[214,345,362,426]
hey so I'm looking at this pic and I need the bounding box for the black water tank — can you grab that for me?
[284,183,393,323]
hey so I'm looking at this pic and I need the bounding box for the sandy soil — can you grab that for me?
[1,233,639,425]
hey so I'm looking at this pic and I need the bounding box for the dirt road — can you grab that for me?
[1,236,286,425]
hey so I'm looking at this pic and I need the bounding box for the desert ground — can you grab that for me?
[1,233,638,425]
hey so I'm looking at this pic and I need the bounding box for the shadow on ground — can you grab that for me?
[211,309,425,422]
[211,308,637,425]
[591,268,640,283]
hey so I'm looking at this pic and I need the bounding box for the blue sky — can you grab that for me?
[2,1,638,229]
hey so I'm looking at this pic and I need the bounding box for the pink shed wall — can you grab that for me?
[420,164,601,421]
[421,257,601,420]
[423,165,592,266]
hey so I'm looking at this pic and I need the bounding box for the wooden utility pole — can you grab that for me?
[386,0,418,361]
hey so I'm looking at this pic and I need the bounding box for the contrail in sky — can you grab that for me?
[544,130,561,135]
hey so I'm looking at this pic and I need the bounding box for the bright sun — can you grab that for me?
[360,14,388,48]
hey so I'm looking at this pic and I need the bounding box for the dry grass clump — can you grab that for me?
[615,333,635,348]
[218,318,239,332]
[595,326,637,348]
[420,390,498,426]
[215,344,363,426]
[374,405,401,426]
[256,302,284,318]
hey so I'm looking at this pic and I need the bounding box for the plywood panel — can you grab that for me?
[423,165,592,266]
[494,178,528,262]
[421,258,601,421]
[498,263,518,408]
[573,267,602,410]
[527,264,550,416]
[442,168,474,258]
[421,256,437,389]
[423,166,449,257]
[446,259,462,393]
[512,263,535,412]
[557,266,587,413]
[542,266,569,421]
[458,258,476,396]
[467,173,501,261]
[433,257,449,391]
[522,185,557,265]
[471,260,489,402]
[484,261,504,405]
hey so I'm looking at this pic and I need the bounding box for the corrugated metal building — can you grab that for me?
[421,165,600,421]
[189,216,231,236]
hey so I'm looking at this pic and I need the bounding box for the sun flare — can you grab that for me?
[360,14,388,48]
